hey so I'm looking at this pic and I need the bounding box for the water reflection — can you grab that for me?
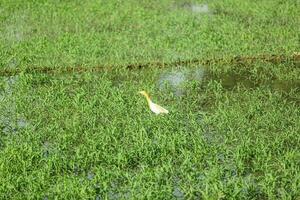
[158,67,206,97]
[189,3,209,14]
[7,58,19,69]
[157,66,299,97]
[1,75,29,134]
[87,171,95,181]
[179,3,210,14]
[172,176,185,199]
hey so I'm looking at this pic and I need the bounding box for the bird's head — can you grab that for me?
[138,91,150,99]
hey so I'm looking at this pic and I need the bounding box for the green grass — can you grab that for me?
[1,0,299,69]
[0,0,300,199]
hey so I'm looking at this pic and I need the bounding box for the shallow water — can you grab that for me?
[179,3,210,14]
[189,4,209,14]
[202,130,225,145]
[7,58,19,69]
[87,171,95,181]
[0,76,29,134]
[173,187,185,199]
[270,80,300,92]
[158,67,206,97]
[3,10,29,43]
[158,70,186,97]
[172,176,185,199]
[42,141,53,157]
[157,66,300,97]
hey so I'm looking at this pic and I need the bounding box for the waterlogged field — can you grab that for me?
[0,0,300,199]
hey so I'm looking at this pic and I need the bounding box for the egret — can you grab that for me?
[138,91,169,115]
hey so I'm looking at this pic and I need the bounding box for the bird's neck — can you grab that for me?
[144,94,152,104]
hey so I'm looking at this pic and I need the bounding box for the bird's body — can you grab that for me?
[139,91,169,115]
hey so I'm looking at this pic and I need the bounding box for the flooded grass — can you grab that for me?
[178,2,210,14]
[1,60,298,198]
[0,75,29,135]
[1,0,300,199]
[157,64,300,100]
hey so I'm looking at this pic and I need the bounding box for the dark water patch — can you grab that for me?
[158,65,300,98]
[265,79,300,105]
[111,73,131,88]
[212,6,252,23]
[270,80,300,93]
[212,73,256,90]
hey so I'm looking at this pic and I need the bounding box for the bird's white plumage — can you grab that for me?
[149,101,169,114]
[139,91,169,115]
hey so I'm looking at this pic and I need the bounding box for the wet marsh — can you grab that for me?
[0,0,300,199]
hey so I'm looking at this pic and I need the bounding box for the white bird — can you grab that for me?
[138,91,169,115]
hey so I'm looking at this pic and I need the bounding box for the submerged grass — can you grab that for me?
[0,0,300,199]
